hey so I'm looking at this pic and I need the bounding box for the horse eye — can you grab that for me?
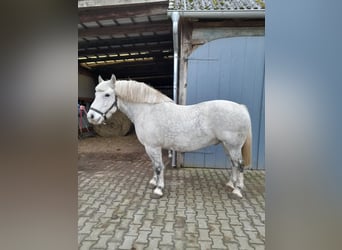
[105,93,110,97]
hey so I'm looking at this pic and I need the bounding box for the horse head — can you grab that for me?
[87,74,118,125]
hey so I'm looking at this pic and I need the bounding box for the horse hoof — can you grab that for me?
[151,193,162,199]
[232,188,243,199]
[153,187,163,197]
[226,181,235,191]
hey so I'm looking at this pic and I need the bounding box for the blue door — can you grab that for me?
[184,36,265,169]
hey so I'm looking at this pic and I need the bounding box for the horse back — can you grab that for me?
[204,100,251,128]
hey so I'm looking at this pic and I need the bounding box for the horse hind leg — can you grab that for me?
[226,163,238,191]
[232,159,245,198]
[223,143,245,198]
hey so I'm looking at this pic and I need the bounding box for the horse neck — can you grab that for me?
[117,98,145,123]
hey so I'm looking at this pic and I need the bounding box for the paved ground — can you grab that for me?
[78,135,265,250]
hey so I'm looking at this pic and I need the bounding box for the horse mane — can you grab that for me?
[114,80,173,104]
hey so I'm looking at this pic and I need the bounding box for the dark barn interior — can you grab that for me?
[78,1,174,98]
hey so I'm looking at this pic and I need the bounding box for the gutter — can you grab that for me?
[173,10,265,19]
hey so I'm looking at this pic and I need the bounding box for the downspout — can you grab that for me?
[171,11,180,168]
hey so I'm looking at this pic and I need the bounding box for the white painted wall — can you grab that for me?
[78,73,95,99]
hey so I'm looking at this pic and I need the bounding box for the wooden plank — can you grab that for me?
[78,34,172,49]
[78,50,173,63]
[78,43,173,57]
[79,2,168,23]
[93,62,173,81]
[92,60,173,71]
[79,20,171,37]
[192,26,265,44]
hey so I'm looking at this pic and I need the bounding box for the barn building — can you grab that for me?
[78,0,265,169]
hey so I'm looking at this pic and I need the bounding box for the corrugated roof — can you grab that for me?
[168,0,265,11]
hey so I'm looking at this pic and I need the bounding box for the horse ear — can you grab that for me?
[110,74,116,84]
[98,75,104,83]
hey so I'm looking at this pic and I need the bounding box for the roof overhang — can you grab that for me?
[167,10,265,19]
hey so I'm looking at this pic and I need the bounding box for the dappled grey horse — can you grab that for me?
[87,75,252,198]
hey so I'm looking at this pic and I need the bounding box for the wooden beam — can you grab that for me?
[79,20,171,37]
[78,50,173,63]
[79,33,172,49]
[79,2,168,23]
[91,59,173,70]
[93,71,172,81]
[78,43,173,57]
[92,62,173,78]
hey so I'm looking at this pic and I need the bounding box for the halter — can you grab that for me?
[89,96,117,120]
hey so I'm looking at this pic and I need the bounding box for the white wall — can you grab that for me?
[78,73,95,99]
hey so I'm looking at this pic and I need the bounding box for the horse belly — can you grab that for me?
[170,136,219,152]
[162,122,218,152]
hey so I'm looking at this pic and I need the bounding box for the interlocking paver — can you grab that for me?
[174,228,186,240]
[79,240,96,250]
[160,232,174,246]
[150,225,163,238]
[232,225,247,237]
[246,230,264,245]
[226,242,240,250]
[219,219,232,231]
[185,233,200,248]
[107,242,120,249]
[163,221,174,232]
[211,235,226,249]
[102,221,119,235]
[145,237,161,249]
[79,149,265,250]
[198,229,211,242]
[198,240,212,250]
[236,235,253,249]
[197,218,209,229]
[92,235,111,249]
[136,230,150,244]
[126,224,140,236]
[256,225,265,239]
[79,222,96,235]
[174,239,185,249]
[119,235,137,249]
[140,220,153,231]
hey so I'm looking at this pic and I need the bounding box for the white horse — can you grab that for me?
[87,75,252,198]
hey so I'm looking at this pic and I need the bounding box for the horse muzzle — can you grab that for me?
[87,111,104,125]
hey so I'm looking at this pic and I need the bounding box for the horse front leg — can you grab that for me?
[153,164,164,196]
[149,173,157,188]
[145,146,165,197]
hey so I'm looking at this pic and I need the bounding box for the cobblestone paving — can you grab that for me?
[79,158,265,249]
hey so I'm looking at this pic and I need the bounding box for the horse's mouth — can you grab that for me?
[88,116,104,125]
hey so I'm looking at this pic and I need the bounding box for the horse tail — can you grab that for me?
[242,126,252,167]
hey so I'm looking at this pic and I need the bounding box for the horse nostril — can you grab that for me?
[90,114,94,119]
